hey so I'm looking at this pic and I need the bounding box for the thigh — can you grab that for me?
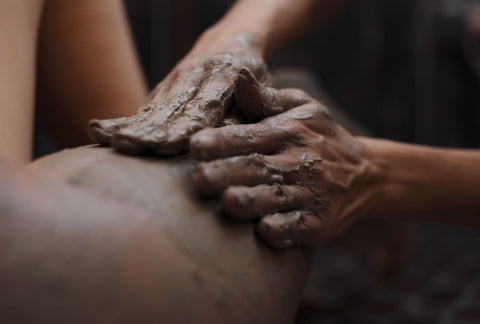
[0,0,44,162]
[0,146,311,323]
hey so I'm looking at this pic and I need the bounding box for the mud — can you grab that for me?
[88,51,269,155]
[190,79,366,248]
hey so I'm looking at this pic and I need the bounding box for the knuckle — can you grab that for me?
[295,212,312,240]
[315,211,331,231]
[247,153,266,167]
[272,184,293,207]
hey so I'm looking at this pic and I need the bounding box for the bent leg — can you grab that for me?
[0,0,44,162]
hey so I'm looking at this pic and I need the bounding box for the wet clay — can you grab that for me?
[88,51,269,155]
[0,146,311,323]
[190,82,367,248]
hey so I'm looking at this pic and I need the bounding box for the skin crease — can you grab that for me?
[191,70,370,248]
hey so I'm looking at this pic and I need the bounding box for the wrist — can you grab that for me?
[355,137,404,221]
[190,23,267,58]
[359,137,480,225]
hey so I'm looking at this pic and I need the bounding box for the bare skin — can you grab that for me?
[0,0,146,163]
[0,0,44,162]
[190,73,480,248]
[36,0,147,147]
[88,0,351,155]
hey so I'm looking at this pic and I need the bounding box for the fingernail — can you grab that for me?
[191,163,220,196]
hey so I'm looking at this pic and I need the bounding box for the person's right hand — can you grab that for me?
[190,70,370,248]
[88,47,269,155]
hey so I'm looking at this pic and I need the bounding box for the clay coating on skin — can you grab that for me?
[88,51,269,155]
[191,75,368,248]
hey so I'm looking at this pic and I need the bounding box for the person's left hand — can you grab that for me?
[88,48,269,155]
[190,71,372,248]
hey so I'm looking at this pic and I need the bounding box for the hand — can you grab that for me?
[88,48,269,155]
[190,73,371,248]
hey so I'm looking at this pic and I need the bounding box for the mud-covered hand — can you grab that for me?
[190,73,371,248]
[88,49,268,155]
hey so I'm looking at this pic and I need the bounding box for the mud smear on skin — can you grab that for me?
[88,52,269,155]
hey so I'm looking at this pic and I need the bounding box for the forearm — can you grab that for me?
[360,138,480,225]
[191,0,347,58]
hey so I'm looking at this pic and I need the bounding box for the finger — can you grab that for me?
[158,67,240,151]
[112,78,202,154]
[119,69,237,155]
[257,209,356,248]
[256,211,324,248]
[190,120,299,161]
[88,105,154,146]
[223,184,314,219]
[234,68,311,121]
[218,106,245,126]
[90,67,203,150]
[192,154,289,196]
[155,98,227,155]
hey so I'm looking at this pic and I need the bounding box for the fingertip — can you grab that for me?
[88,119,112,146]
[190,128,224,160]
[223,186,254,219]
[191,163,207,193]
[191,162,220,197]
[256,214,296,249]
[88,118,100,129]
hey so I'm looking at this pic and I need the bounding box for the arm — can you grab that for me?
[189,72,480,247]
[193,0,351,57]
[89,0,350,155]
[360,138,480,226]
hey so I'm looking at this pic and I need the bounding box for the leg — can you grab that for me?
[36,0,148,147]
[0,147,311,322]
[0,0,44,162]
